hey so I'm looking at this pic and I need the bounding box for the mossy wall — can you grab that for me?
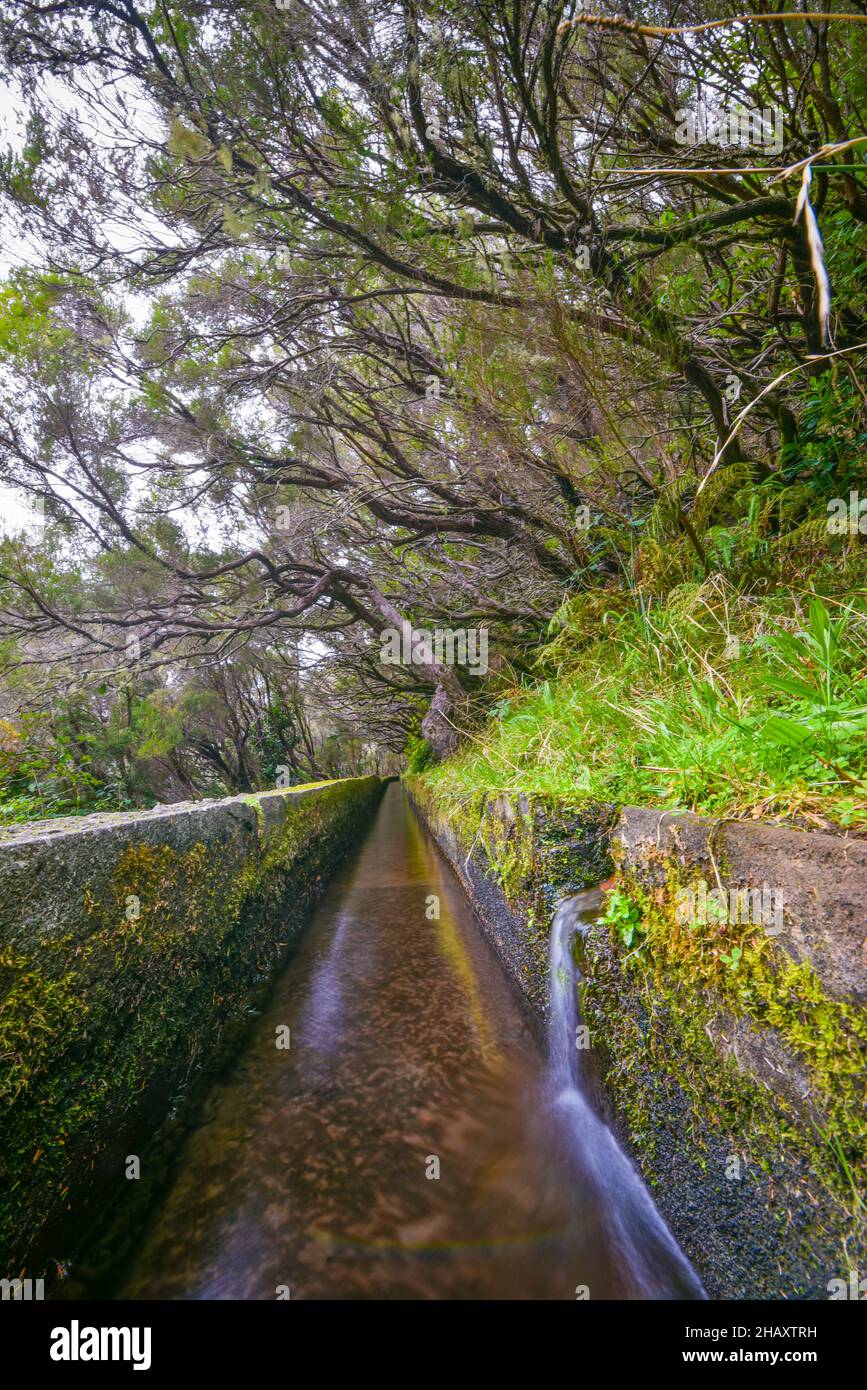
[408,774,866,1299]
[406,775,614,1024]
[587,808,867,1299]
[0,777,383,1284]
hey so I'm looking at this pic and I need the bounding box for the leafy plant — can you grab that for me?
[754,599,867,784]
[405,734,434,775]
[598,888,645,949]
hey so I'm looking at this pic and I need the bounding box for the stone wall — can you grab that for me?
[591,808,867,1299]
[0,777,383,1284]
[406,776,614,1028]
[407,777,866,1299]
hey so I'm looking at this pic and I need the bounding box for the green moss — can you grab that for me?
[407,776,600,911]
[479,802,536,905]
[0,946,87,1104]
[585,868,866,1273]
[0,777,382,1278]
[411,767,864,1289]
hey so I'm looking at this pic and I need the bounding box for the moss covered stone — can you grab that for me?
[0,777,382,1283]
[409,773,866,1297]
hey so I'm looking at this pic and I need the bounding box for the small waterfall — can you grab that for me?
[548,889,600,1092]
[547,891,706,1299]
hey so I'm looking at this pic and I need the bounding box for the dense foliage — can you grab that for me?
[0,2,865,821]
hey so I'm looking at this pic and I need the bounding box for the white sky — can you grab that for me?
[0,63,260,550]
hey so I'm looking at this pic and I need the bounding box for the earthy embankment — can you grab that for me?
[0,777,383,1284]
[407,776,866,1300]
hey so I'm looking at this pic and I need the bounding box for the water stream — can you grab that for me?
[115,784,703,1300]
[547,891,704,1298]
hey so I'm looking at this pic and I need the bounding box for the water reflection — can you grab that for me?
[117,785,701,1300]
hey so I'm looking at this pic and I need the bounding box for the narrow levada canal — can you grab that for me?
[117,784,702,1301]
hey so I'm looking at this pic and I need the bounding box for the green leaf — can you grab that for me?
[761,714,815,748]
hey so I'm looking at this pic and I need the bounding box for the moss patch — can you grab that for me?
[0,777,382,1281]
[411,771,865,1295]
[583,867,866,1293]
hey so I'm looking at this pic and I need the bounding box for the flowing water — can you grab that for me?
[116,784,703,1300]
